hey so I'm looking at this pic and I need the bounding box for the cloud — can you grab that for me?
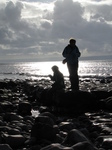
[52,0,84,38]
[0,0,112,62]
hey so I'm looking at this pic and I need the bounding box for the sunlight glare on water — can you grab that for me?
[1,60,111,80]
[21,60,112,79]
[33,61,69,76]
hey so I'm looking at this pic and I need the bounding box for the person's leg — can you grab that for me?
[67,63,79,90]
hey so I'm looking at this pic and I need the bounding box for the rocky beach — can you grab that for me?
[0,77,112,150]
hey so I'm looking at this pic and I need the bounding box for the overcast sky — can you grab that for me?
[0,0,112,62]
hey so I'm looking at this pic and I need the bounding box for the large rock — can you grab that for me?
[91,91,112,100]
[41,143,72,150]
[35,116,55,126]
[58,122,74,132]
[63,129,90,146]
[40,89,97,113]
[54,90,98,113]
[17,101,31,116]
[95,135,112,149]
[3,112,23,122]
[0,101,14,112]
[31,122,57,142]
[40,88,55,106]
[72,141,98,150]
[2,133,26,148]
[39,112,56,123]
[0,144,13,150]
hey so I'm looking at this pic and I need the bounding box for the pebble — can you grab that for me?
[0,78,112,149]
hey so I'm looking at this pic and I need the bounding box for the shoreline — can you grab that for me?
[0,78,112,149]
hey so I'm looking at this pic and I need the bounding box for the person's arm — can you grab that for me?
[49,75,55,81]
[62,47,68,64]
[62,47,68,58]
[62,46,72,63]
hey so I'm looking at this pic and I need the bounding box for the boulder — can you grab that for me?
[0,101,14,112]
[39,112,56,123]
[63,129,90,146]
[91,91,112,100]
[3,112,23,122]
[17,101,31,116]
[2,133,26,148]
[35,116,55,126]
[72,141,98,150]
[31,122,57,141]
[0,144,13,150]
[41,143,72,150]
[59,122,74,132]
[55,90,97,113]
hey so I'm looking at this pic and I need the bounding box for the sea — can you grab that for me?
[0,60,112,81]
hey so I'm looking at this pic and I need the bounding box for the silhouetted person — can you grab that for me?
[62,38,81,91]
[49,65,65,90]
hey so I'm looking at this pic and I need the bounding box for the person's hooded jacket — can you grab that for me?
[62,44,81,64]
